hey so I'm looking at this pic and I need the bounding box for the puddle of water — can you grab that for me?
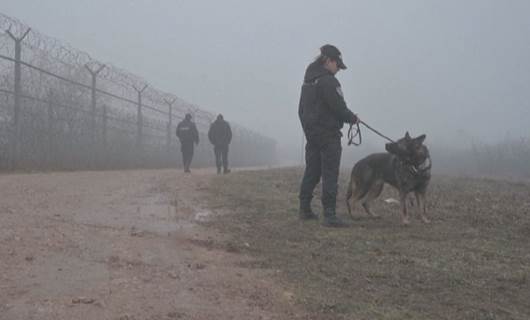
[74,195,210,236]
[133,204,181,234]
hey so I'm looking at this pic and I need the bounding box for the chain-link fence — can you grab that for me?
[0,13,276,170]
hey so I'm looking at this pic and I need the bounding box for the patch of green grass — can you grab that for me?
[206,168,530,319]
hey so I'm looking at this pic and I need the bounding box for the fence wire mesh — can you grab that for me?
[0,13,276,170]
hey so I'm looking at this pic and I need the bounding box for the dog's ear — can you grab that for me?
[414,134,426,145]
[385,142,395,154]
[385,141,402,155]
[405,131,411,140]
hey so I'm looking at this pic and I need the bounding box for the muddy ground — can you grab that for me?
[2,167,529,320]
[0,169,306,320]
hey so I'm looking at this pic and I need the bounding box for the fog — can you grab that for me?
[3,0,530,170]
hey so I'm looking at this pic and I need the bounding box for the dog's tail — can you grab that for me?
[352,164,373,200]
[346,164,371,217]
[346,179,354,216]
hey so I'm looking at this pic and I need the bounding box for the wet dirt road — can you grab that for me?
[0,169,297,320]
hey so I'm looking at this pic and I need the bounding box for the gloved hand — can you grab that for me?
[352,114,360,124]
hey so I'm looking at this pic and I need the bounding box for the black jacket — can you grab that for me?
[298,61,356,141]
[208,119,232,146]
[176,119,199,145]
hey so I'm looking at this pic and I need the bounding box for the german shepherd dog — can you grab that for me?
[346,132,432,225]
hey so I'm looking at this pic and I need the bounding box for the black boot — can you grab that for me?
[322,208,349,227]
[299,200,318,220]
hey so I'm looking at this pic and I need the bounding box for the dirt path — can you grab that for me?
[0,169,299,320]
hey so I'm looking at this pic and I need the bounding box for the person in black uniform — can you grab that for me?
[208,114,232,174]
[298,44,360,227]
[176,113,199,173]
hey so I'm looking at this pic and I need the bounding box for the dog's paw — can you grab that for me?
[401,218,411,226]
[421,217,431,224]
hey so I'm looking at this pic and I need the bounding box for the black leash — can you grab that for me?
[347,120,395,146]
[347,122,362,146]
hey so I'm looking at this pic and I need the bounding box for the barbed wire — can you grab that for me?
[0,12,275,146]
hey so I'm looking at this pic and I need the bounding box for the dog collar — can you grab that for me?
[413,156,432,174]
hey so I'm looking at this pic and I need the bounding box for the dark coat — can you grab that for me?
[298,61,356,142]
[208,119,232,146]
[176,119,199,145]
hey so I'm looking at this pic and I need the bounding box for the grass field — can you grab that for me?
[206,168,530,320]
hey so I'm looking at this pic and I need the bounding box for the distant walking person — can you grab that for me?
[176,113,199,173]
[208,114,232,174]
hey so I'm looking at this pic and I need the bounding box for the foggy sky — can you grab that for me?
[3,0,530,161]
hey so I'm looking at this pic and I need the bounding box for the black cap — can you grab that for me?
[320,44,347,69]
[185,113,192,120]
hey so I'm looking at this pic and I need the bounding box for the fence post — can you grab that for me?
[84,63,105,144]
[132,84,148,153]
[102,103,108,167]
[6,27,31,169]
[47,90,54,168]
[164,98,176,157]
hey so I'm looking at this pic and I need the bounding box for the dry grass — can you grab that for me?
[205,167,530,320]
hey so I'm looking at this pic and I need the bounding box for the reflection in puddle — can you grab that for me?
[128,201,213,235]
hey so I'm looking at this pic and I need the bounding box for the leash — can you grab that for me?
[348,120,395,146]
[347,122,362,146]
